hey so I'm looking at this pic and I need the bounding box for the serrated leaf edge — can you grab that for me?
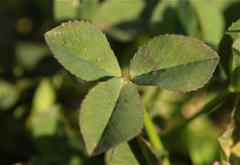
[44,20,121,82]
[129,34,219,92]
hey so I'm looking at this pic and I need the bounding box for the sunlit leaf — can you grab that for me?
[190,0,224,45]
[45,20,121,81]
[93,0,144,29]
[31,105,60,137]
[177,0,197,36]
[54,0,79,21]
[0,79,19,110]
[130,35,219,92]
[32,79,56,114]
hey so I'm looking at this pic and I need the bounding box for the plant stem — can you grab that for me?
[163,89,231,137]
[144,108,171,165]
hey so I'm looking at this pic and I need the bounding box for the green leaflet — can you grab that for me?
[94,81,144,154]
[80,78,144,156]
[130,35,219,92]
[80,78,123,155]
[45,20,121,81]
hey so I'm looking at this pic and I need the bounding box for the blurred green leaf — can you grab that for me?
[184,116,218,165]
[232,141,240,158]
[218,19,240,78]
[93,0,144,29]
[231,38,240,91]
[232,37,240,70]
[15,42,49,71]
[231,66,240,91]
[0,79,19,110]
[151,0,177,24]
[130,35,219,92]
[45,20,121,81]
[32,79,56,114]
[177,0,197,36]
[78,0,98,21]
[235,102,240,123]
[54,0,79,21]
[190,0,224,45]
[68,155,83,165]
[31,105,60,137]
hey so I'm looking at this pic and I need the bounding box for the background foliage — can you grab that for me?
[0,0,240,164]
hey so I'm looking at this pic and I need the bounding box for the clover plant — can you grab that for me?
[44,20,222,164]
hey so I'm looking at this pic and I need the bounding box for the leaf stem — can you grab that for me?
[144,108,171,165]
[163,89,231,137]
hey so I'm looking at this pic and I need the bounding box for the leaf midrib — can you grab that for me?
[132,57,219,79]
[48,39,119,79]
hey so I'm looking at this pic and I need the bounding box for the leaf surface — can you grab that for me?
[130,35,219,92]
[94,81,144,154]
[80,78,123,155]
[45,20,121,81]
[80,78,144,155]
